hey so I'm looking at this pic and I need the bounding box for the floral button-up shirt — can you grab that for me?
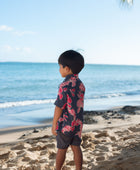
[54,74,85,138]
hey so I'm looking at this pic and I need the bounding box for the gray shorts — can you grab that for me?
[56,131,81,149]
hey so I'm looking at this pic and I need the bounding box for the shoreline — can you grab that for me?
[0,114,139,145]
[0,105,140,144]
[0,105,140,169]
[1,104,140,129]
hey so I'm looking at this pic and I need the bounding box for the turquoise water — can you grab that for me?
[0,62,140,128]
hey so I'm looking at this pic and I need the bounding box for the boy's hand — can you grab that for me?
[52,106,63,136]
[52,125,57,136]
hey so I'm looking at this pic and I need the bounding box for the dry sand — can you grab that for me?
[0,106,140,170]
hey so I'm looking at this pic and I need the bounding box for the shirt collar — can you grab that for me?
[64,74,78,81]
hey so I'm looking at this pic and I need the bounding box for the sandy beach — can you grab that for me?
[0,105,140,170]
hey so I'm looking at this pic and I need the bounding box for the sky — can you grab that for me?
[0,0,140,65]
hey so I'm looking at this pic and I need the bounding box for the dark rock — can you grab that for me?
[121,106,137,114]
[19,134,26,139]
[83,115,98,124]
[33,128,39,133]
[102,114,110,120]
[83,111,102,116]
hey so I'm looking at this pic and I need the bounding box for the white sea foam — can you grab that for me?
[0,93,126,109]
[90,93,125,99]
[0,99,55,108]
[100,93,125,98]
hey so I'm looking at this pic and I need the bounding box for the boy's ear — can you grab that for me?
[65,66,70,71]
[65,66,72,73]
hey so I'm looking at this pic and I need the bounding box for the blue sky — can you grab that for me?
[0,0,140,65]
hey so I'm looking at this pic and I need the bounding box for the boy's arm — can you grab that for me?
[52,106,63,136]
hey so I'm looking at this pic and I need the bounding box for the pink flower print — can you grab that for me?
[75,119,83,137]
[77,93,84,100]
[58,87,63,100]
[71,120,79,127]
[68,108,76,118]
[67,94,72,104]
[59,94,63,100]
[63,87,67,92]
[72,89,75,92]
[71,120,76,127]
[73,74,78,78]
[62,103,67,110]
[67,103,71,109]
[59,86,63,93]
[77,108,81,114]
[58,117,64,122]
[77,99,84,113]
[71,119,83,138]
[61,81,69,87]
[75,131,82,138]
[71,81,76,87]
[79,83,85,92]
[70,88,75,97]
[76,119,83,128]
[62,125,75,133]
[77,99,83,107]
[63,114,68,121]
[79,93,84,98]
[67,94,72,109]
[70,77,76,87]
[56,123,59,130]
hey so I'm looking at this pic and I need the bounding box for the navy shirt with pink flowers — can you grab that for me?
[54,74,85,138]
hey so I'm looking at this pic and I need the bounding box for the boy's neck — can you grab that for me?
[65,73,73,77]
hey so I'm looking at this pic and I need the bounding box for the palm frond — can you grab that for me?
[121,0,133,5]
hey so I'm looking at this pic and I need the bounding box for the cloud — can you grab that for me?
[0,25,13,31]
[23,47,32,53]
[2,45,32,54]
[13,31,36,36]
[3,45,13,51]
[15,47,32,53]
[0,25,36,37]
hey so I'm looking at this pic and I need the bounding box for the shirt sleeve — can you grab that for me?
[54,85,67,110]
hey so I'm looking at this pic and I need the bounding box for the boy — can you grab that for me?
[52,50,85,170]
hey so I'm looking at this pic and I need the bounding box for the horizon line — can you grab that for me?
[0,61,140,67]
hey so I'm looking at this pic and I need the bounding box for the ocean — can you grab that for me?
[0,62,140,128]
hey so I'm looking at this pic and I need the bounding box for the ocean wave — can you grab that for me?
[0,94,123,109]
[87,93,125,99]
[87,90,140,100]
[98,93,125,98]
[0,99,55,109]
[1,90,140,109]
[126,90,140,96]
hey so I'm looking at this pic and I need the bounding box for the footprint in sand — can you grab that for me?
[28,142,47,151]
[62,165,72,170]
[45,143,56,148]
[128,126,140,132]
[94,130,109,138]
[11,142,31,150]
[96,156,105,161]
[22,150,39,162]
[81,133,95,149]
[0,149,11,160]
[49,151,56,159]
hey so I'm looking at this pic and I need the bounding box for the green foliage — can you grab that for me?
[121,0,133,5]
